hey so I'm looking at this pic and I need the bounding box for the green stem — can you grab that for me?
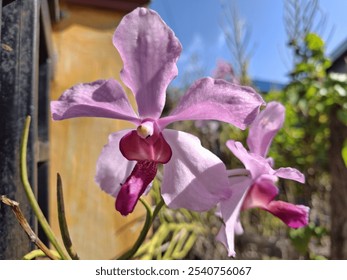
[152,199,165,218]
[23,249,61,260]
[117,197,165,260]
[20,116,70,260]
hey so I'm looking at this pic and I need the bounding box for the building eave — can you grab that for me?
[330,38,347,63]
[66,0,151,12]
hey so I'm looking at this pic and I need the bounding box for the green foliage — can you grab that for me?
[267,31,347,259]
[305,33,324,52]
[164,5,346,258]
[268,32,347,171]
[135,178,209,260]
[289,223,327,259]
[342,140,347,167]
[135,211,207,260]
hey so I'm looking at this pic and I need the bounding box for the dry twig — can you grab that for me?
[0,195,58,260]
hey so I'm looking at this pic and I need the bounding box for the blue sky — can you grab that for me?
[149,0,347,86]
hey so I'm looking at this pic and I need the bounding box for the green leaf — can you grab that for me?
[57,174,80,260]
[337,110,347,126]
[323,59,332,69]
[295,62,310,73]
[342,140,347,167]
[305,33,324,52]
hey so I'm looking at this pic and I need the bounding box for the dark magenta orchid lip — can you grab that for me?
[119,130,172,164]
[115,120,172,215]
[116,160,158,216]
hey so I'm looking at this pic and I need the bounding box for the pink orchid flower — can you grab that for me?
[217,102,309,257]
[50,8,265,216]
[212,60,239,84]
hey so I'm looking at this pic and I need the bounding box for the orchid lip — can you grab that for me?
[116,160,158,216]
[119,128,172,164]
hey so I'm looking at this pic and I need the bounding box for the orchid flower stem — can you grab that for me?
[117,197,165,260]
[21,116,70,260]
[152,198,165,218]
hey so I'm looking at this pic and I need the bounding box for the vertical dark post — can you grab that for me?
[329,107,347,259]
[0,0,52,259]
[37,0,53,245]
[327,48,347,259]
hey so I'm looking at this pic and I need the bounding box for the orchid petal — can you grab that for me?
[161,129,231,211]
[265,201,310,228]
[158,78,265,129]
[119,130,172,163]
[216,226,229,255]
[217,175,252,257]
[113,8,182,119]
[95,130,136,197]
[51,79,139,123]
[234,219,244,235]
[274,167,305,183]
[227,170,248,236]
[226,140,273,179]
[247,101,285,157]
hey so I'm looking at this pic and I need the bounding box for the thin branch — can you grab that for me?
[0,195,58,260]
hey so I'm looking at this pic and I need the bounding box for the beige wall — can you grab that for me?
[49,3,142,259]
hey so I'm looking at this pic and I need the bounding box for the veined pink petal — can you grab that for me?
[227,141,305,185]
[217,175,252,257]
[95,130,136,197]
[51,79,139,123]
[274,167,305,183]
[158,78,265,130]
[119,130,172,163]
[265,201,310,228]
[247,101,285,157]
[161,129,232,211]
[113,8,182,119]
[226,140,273,179]
[116,161,157,216]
